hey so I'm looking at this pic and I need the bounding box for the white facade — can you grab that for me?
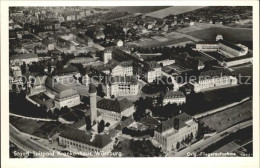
[98,105,135,121]
[10,57,39,66]
[103,51,112,64]
[105,83,139,98]
[146,67,162,83]
[54,93,80,109]
[111,65,133,77]
[163,96,186,106]
[191,75,238,92]
[59,135,114,153]
[223,57,252,67]
[158,59,175,66]
[154,118,198,151]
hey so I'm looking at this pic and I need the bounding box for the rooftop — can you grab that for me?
[55,88,79,100]
[97,98,133,113]
[156,112,192,133]
[218,40,244,52]
[59,129,113,149]
[164,90,185,99]
[10,53,38,60]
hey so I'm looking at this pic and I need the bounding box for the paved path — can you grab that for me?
[10,113,57,122]
[9,124,65,158]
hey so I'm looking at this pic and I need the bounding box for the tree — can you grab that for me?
[98,120,105,133]
[85,116,92,131]
[47,62,52,73]
[176,141,180,150]
[21,62,26,74]
[105,122,110,127]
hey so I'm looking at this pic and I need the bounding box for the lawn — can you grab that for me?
[187,27,252,42]
[199,100,252,132]
[10,116,74,139]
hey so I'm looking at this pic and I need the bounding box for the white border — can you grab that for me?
[1,1,259,168]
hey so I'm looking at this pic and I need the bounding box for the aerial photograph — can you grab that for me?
[9,6,253,158]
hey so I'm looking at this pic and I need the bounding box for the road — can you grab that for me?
[9,125,64,158]
[193,97,250,119]
[167,120,252,157]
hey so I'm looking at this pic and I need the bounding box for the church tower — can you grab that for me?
[89,83,97,125]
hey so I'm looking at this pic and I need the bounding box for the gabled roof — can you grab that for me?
[56,66,78,75]
[218,40,244,52]
[97,98,133,113]
[164,90,185,99]
[198,69,229,80]
[59,129,113,149]
[10,53,38,60]
[156,112,192,133]
[55,88,79,100]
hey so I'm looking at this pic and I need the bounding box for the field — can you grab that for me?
[129,37,195,48]
[10,116,61,139]
[199,100,252,132]
[9,116,82,139]
[145,6,205,19]
[231,64,253,77]
[186,27,252,42]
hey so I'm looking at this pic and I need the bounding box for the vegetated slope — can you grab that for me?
[145,6,205,19]
[113,6,171,14]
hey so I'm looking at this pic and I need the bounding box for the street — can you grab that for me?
[9,125,65,158]
[167,120,252,157]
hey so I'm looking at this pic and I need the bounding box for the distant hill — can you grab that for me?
[112,6,170,14]
[145,6,205,19]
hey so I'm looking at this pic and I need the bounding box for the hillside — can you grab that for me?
[112,6,170,14]
[145,6,205,19]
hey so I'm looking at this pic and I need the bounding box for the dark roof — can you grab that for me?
[97,98,133,113]
[156,112,192,132]
[218,40,244,51]
[197,41,219,44]
[59,129,112,148]
[56,66,78,75]
[109,76,138,85]
[224,55,252,62]
[164,90,185,99]
[198,69,229,80]
[119,60,133,67]
[104,47,113,53]
[10,53,38,60]
[45,77,69,93]
[55,88,79,100]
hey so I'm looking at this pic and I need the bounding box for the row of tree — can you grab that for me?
[122,127,154,137]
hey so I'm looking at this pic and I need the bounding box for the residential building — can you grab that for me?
[158,59,175,67]
[104,76,139,98]
[97,98,135,121]
[144,61,162,83]
[53,66,80,83]
[196,36,248,57]
[163,90,186,106]
[59,129,114,153]
[102,47,113,64]
[189,69,238,92]
[10,53,39,66]
[154,113,198,151]
[54,88,81,109]
[28,75,47,96]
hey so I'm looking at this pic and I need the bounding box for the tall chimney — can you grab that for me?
[89,83,97,125]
